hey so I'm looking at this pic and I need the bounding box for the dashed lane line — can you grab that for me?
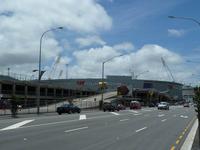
[79,114,86,120]
[120,119,129,122]
[110,112,120,116]
[0,120,34,131]
[64,126,88,133]
[135,127,147,133]
[158,114,165,117]
[161,119,167,122]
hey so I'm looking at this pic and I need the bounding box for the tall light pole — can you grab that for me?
[169,15,200,146]
[168,16,200,26]
[37,26,63,114]
[100,54,125,109]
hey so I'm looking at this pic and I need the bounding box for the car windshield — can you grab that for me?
[0,1,198,150]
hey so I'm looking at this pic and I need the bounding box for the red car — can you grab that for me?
[130,101,141,109]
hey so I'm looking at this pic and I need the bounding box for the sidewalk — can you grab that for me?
[192,127,200,150]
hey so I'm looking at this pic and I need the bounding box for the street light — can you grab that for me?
[168,16,200,26]
[100,54,126,109]
[37,26,63,114]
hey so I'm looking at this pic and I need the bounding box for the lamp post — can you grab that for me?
[37,27,63,114]
[169,15,200,146]
[168,16,200,26]
[100,54,125,109]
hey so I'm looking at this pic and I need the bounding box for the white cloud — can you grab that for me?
[75,35,106,47]
[0,0,112,68]
[113,42,134,52]
[168,29,185,37]
[69,43,184,80]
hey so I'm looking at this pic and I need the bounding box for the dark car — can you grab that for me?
[148,103,156,107]
[103,102,119,112]
[56,104,81,115]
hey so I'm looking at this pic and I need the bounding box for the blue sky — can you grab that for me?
[99,0,200,56]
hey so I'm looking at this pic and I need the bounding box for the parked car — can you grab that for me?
[183,102,189,107]
[158,102,169,110]
[103,102,119,112]
[148,103,156,107]
[130,101,141,109]
[56,104,81,115]
[117,104,126,110]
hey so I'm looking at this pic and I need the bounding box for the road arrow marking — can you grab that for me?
[1,120,34,131]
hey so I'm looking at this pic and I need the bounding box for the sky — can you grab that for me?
[0,0,200,85]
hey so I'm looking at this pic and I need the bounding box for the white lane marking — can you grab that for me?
[127,110,138,113]
[158,114,165,117]
[110,112,120,115]
[161,119,167,122]
[142,109,152,112]
[134,113,142,116]
[135,127,147,133]
[180,115,188,119]
[79,114,86,120]
[120,119,129,122]
[64,126,88,133]
[1,120,34,131]
[181,119,198,150]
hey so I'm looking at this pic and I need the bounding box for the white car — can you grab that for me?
[158,102,169,110]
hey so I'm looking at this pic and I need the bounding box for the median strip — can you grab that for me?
[64,126,88,133]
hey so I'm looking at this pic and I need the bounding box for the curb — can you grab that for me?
[181,119,198,150]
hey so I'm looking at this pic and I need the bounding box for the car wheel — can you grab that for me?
[58,112,61,115]
[78,110,80,113]
[103,109,106,112]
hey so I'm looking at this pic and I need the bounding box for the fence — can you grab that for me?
[0,98,99,116]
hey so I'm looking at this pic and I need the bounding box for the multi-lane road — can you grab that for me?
[0,106,196,150]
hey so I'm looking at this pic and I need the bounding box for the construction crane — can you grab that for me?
[161,57,175,82]
[48,55,61,79]
[58,70,63,79]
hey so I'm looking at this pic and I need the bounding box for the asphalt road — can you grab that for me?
[0,106,196,150]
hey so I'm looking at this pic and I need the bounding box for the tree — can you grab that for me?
[193,86,200,146]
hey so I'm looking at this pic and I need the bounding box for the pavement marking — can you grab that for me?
[64,126,88,133]
[120,119,129,122]
[134,113,142,116]
[180,115,188,119]
[170,145,175,150]
[135,127,147,133]
[110,112,120,115]
[176,140,180,144]
[0,119,34,131]
[161,119,167,122]
[79,114,86,120]
[179,135,183,139]
[158,114,165,117]
[181,119,198,150]
[128,110,138,113]
[142,109,152,112]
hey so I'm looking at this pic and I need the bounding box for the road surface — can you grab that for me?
[0,106,196,150]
